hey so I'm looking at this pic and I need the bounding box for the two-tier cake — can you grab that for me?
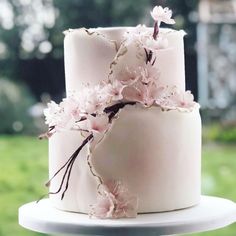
[42,5,201,219]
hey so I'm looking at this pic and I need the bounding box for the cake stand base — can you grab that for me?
[19,196,236,236]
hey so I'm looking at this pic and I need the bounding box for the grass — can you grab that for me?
[190,143,236,236]
[0,136,48,236]
[203,124,236,143]
[0,136,236,236]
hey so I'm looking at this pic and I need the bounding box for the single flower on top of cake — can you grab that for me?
[150,6,175,25]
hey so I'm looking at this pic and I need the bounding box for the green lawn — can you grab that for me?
[0,136,235,236]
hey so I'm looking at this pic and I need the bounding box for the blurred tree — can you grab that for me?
[0,78,36,134]
[156,0,198,49]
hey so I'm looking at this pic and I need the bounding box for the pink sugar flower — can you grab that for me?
[122,83,143,103]
[44,101,62,127]
[150,6,175,25]
[90,192,115,219]
[76,84,110,114]
[44,101,76,131]
[144,37,169,51]
[139,63,160,84]
[155,88,198,111]
[124,25,151,45]
[171,90,196,109]
[115,66,139,86]
[113,195,138,219]
[91,180,138,219]
[120,64,160,106]
[60,97,81,120]
[106,80,125,101]
[155,86,176,109]
[87,115,109,134]
[122,80,159,107]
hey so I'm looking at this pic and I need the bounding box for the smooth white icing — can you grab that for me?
[49,27,202,214]
[49,106,201,213]
[64,27,186,92]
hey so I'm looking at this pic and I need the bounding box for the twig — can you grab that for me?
[147,21,159,64]
[153,21,159,40]
[104,101,136,122]
[45,133,93,200]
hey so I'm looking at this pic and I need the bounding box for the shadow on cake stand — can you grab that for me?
[19,196,236,236]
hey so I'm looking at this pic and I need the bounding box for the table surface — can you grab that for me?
[19,196,236,236]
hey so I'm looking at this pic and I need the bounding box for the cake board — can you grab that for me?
[19,195,236,236]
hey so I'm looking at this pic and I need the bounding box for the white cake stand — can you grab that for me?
[19,196,236,236]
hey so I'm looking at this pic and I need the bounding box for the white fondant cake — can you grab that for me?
[49,105,201,213]
[44,6,202,218]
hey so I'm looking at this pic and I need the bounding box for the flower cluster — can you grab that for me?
[156,88,198,111]
[121,63,161,107]
[124,25,169,52]
[44,83,121,134]
[124,5,175,55]
[90,180,138,219]
[44,63,198,135]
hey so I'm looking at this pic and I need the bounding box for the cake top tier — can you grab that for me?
[64,26,186,93]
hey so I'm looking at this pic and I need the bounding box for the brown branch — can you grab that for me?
[152,56,157,66]
[48,156,75,195]
[76,116,87,122]
[45,133,93,200]
[39,100,137,202]
[147,50,153,64]
[38,126,55,140]
[104,101,136,122]
[153,21,159,40]
[147,21,159,64]
[144,48,149,64]
[61,157,76,200]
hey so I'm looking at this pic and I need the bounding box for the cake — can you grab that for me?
[42,5,201,219]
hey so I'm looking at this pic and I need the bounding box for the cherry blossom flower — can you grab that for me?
[77,85,110,114]
[90,192,115,219]
[121,64,160,107]
[124,25,151,45]
[155,86,177,109]
[117,66,140,86]
[60,97,81,120]
[122,80,158,107]
[113,195,138,218]
[170,90,197,110]
[106,80,125,101]
[139,63,160,84]
[155,88,198,111]
[90,180,138,219]
[124,25,169,52]
[117,64,159,88]
[144,37,168,51]
[150,6,175,25]
[106,180,138,218]
[44,101,62,127]
[44,101,75,131]
[87,114,110,134]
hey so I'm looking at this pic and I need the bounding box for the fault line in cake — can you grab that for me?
[41,5,200,219]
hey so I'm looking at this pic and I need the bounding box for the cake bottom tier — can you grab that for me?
[49,106,202,213]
